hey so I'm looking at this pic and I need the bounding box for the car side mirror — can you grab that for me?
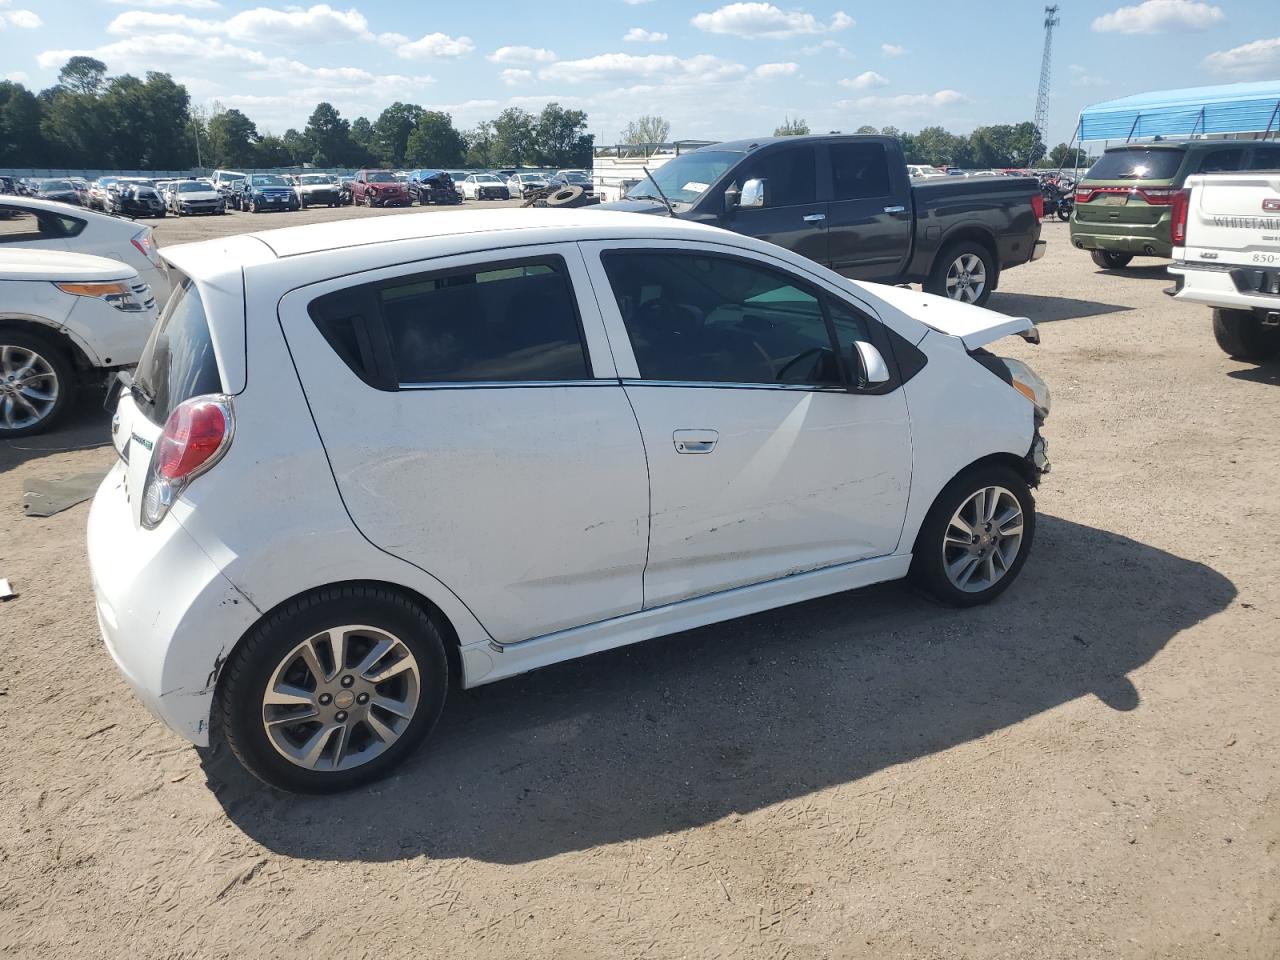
[740,178,767,209]
[723,184,741,209]
[852,340,891,388]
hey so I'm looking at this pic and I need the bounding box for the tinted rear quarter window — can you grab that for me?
[310,256,592,386]
[132,272,223,424]
[1197,146,1246,173]
[1087,148,1185,181]
[1249,145,1280,171]
[830,142,892,200]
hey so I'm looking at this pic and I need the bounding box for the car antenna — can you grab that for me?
[642,166,676,217]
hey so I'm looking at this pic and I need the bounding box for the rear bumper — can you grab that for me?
[1070,221,1171,258]
[87,463,259,746]
[1168,261,1280,313]
[1030,239,1047,262]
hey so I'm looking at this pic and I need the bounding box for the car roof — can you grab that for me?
[164,208,732,264]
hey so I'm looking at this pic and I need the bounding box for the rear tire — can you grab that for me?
[926,241,996,307]
[216,585,450,794]
[1213,308,1280,362]
[1090,250,1133,269]
[910,463,1035,607]
[0,328,77,438]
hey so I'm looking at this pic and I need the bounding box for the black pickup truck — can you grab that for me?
[599,135,1045,306]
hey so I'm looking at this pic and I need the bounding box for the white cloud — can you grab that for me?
[108,0,222,7]
[499,68,533,85]
[692,3,853,39]
[1092,0,1223,34]
[0,3,40,28]
[624,27,667,42]
[1203,36,1280,77]
[107,4,371,44]
[801,38,849,57]
[540,52,747,84]
[487,45,557,63]
[840,70,887,90]
[394,32,474,59]
[4,71,30,84]
[753,61,797,78]
[881,43,906,56]
[841,89,967,113]
[1069,64,1107,87]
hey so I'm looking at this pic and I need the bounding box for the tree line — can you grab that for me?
[0,56,593,171]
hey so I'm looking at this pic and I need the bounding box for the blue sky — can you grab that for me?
[1,0,1277,147]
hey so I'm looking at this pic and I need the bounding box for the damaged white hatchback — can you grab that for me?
[88,209,1050,793]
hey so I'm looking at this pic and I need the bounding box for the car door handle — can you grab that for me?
[883,205,907,215]
[673,429,718,454]
[802,213,827,223]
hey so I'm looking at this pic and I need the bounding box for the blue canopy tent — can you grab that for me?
[1077,81,1280,142]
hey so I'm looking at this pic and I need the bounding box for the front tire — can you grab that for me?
[1090,250,1133,269]
[926,241,995,307]
[216,585,449,793]
[911,464,1035,607]
[1213,308,1280,362]
[0,329,76,438]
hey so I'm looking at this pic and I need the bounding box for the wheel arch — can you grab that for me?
[0,314,101,371]
[936,225,999,273]
[909,451,1035,554]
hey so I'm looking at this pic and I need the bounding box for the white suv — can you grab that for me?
[1,249,157,435]
[88,209,1051,792]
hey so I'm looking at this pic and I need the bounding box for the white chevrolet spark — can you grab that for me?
[88,209,1050,793]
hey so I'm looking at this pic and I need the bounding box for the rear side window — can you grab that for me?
[132,273,223,424]
[1197,146,1246,173]
[1249,145,1280,171]
[0,207,84,243]
[830,142,892,200]
[310,256,591,386]
[1086,148,1185,181]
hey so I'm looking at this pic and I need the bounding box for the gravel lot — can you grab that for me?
[1,208,1277,959]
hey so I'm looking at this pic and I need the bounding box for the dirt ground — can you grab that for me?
[1,209,1277,960]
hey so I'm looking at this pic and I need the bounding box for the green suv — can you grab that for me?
[1070,139,1280,269]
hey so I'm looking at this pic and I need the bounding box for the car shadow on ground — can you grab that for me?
[1094,264,1170,281]
[203,515,1235,865]
[988,291,1132,324]
[0,395,112,476]
[1226,361,1280,386]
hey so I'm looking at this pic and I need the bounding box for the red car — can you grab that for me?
[351,170,409,207]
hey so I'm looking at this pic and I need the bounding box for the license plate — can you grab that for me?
[1096,194,1129,206]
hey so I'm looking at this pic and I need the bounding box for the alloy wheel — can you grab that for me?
[945,253,987,303]
[941,485,1024,593]
[0,344,59,431]
[261,625,421,772]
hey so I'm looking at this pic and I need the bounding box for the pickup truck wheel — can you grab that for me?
[1090,250,1133,269]
[215,585,449,793]
[1213,308,1280,362]
[911,463,1035,607]
[928,242,995,306]
[0,330,76,438]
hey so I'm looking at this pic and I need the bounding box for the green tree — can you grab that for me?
[282,128,306,165]
[372,101,424,167]
[40,86,109,168]
[254,134,293,167]
[534,103,591,167]
[491,107,535,166]
[99,71,191,168]
[621,114,670,146]
[206,107,259,167]
[854,124,879,135]
[0,81,45,165]
[463,121,494,167]
[350,116,374,150]
[405,111,465,167]
[302,101,355,166]
[58,56,107,96]
[774,116,810,136]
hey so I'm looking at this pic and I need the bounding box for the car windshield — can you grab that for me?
[367,172,396,183]
[300,175,331,184]
[625,150,738,204]
[475,175,501,183]
[178,182,207,192]
[561,173,590,183]
[40,181,74,192]
[251,175,288,186]
[1087,147,1186,181]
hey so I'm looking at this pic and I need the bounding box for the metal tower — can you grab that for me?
[1034,5,1060,147]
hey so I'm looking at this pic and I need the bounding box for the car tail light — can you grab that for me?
[1031,193,1044,221]
[1137,187,1178,205]
[1074,188,1092,202]
[131,227,160,266]
[141,395,234,528]
[1170,189,1191,246]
